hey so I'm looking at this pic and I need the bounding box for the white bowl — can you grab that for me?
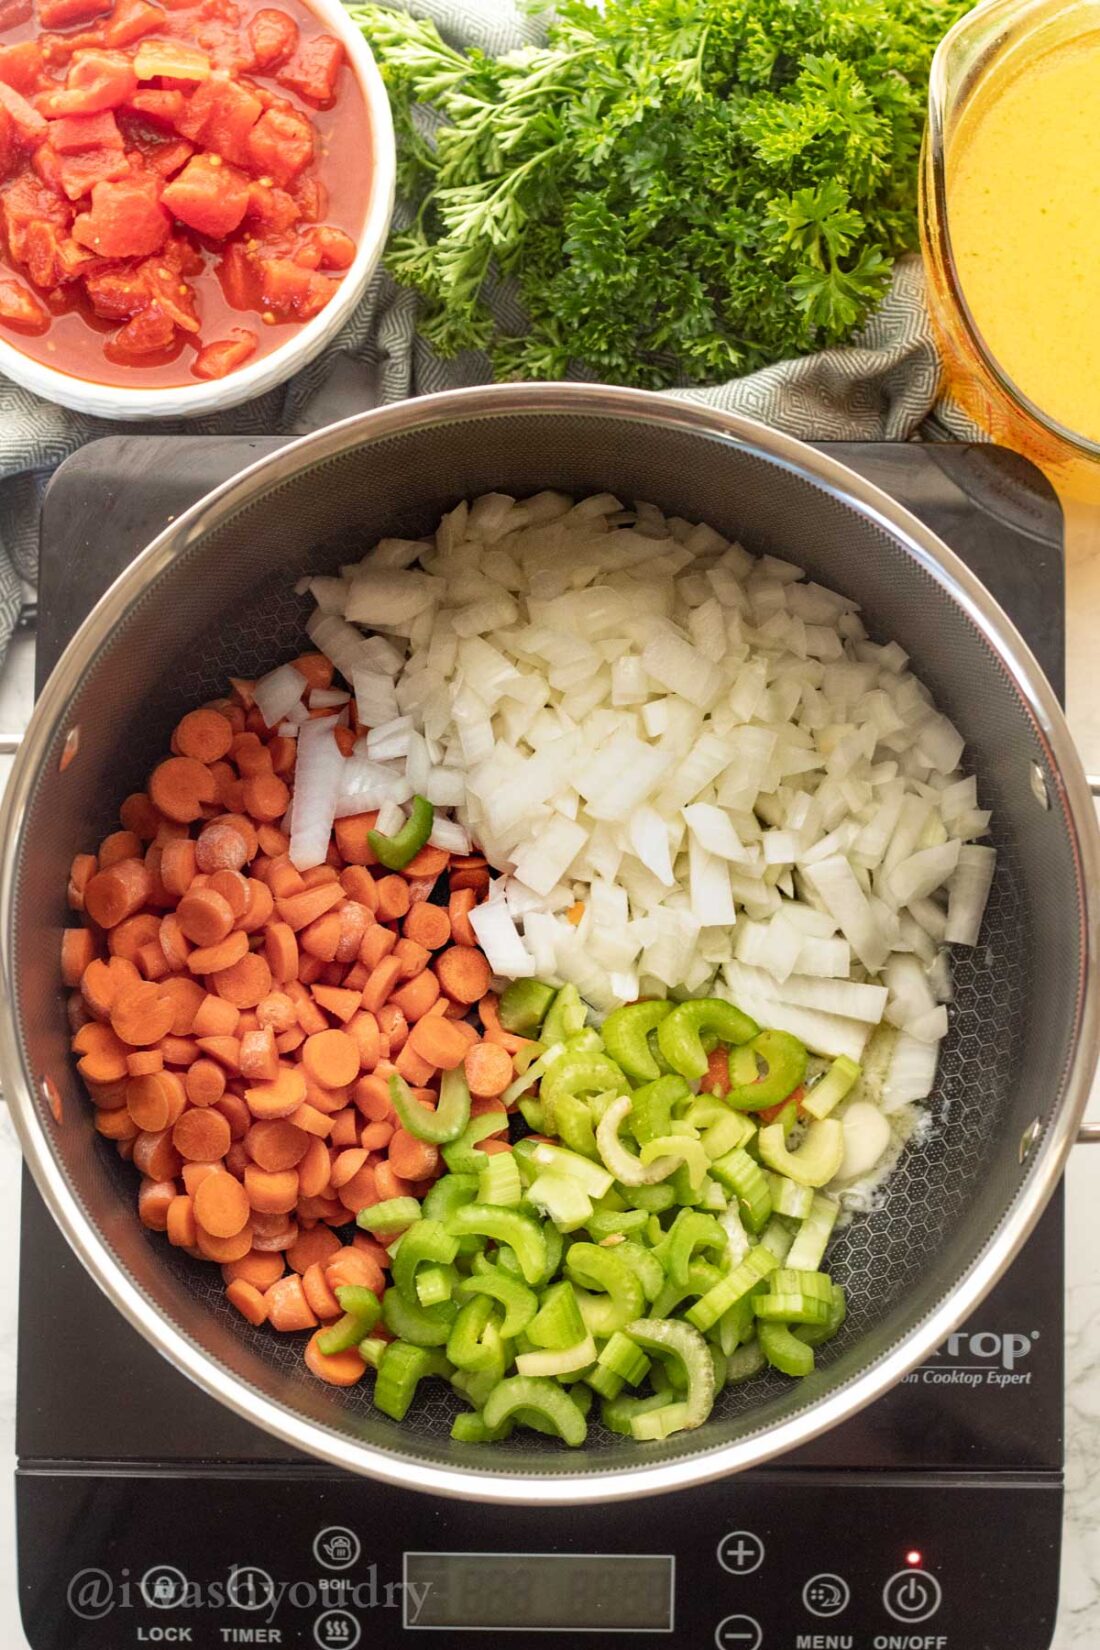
[0,0,396,420]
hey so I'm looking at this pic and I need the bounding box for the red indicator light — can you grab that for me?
[905,1551,923,1567]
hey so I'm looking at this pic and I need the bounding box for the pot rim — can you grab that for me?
[2,381,1097,1504]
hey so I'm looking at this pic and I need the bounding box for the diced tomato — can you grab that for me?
[40,49,138,116]
[245,178,296,231]
[36,0,109,27]
[0,0,33,28]
[72,172,168,255]
[256,251,334,318]
[54,233,100,276]
[217,236,252,306]
[290,169,323,220]
[160,150,248,237]
[104,0,164,47]
[192,323,255,378]
[160,230,201,274]
[244,102,310,186]
[0,81,48,144]
[133,40,211,81]
[84,260,149,315]
[0,104,13,179]
[56,144,129,198]
[198,75,261,164]
[247,8,296,70]
[170,75,218,141]
[21,217,71,285]
[295,223,354,270]
[127,88,184,126]
[110,296,174,352]
[276,34,341,107]
[46,107,122,152]
[139,255,199,328]
[144,135,193,176]
[31,131,62,186]
[1,172,70,264]
[0,272,48,332]
[0,41,44,95]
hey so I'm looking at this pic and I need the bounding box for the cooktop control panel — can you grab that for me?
[18,1470,1061,1648]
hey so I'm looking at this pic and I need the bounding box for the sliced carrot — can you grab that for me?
[132,1126,183,1182]
[138,1177,176,1231]
[127,1048,164,1077]
[196,1223,255,1263]
[256,990,297,1033]
[61,927,98,987]
[166,1193,198,1249]
[84,857,154,929]
[185,1057,226,1107]
[95,1106,139,1141]
[373,1159,414,1205]
[192,993,240,1037]
[401,844,449,879]
[333,812,379,867]
[286,979,327,1034]
[276,1025,306,1055]
[288,1101,333,1139]
[68,851,98,911]
[149,756,217,824]
[222,1249,286,1289]
[351,1072,393,1122]
[275,882,344,931]
[239,1025,279,1082]
[226,1277,269,1326]
[299,910,341,961]
[108,911,162,963]
[269,858,307,898]
[302,1027,359,1088]
[246,1118,309,1173]
[464,1040,513,1098]
[329,1106,360,1148]
[450,864,491,893]
[297,1133,332,1197]
[448,888,478,948]
[194,819,250,875]
[158,913,192,972]
[387,1127,440,1182]
[265,1273,318,1332]
[334,1160,378,1215]
[194,1034,241,1072]
[304,1330,367,1386]
[194,1170,251,1238]
[244,1162,299,1214]
[244,1065,308,1120]
[325,1246,385,1296]
[435,945,491,1005]
[394,1039,435,1086]
[408,1014,469,1071]
[173,1106,232,1162]
[175,707,235,763]
[241,771,290,821]
[360,954,402,1016]
[403,901,451,950]
[160,838,197,897]
[207,868,249,919]
[301,1261,342,1320]
[310,983,360,1024]
[212,950,272,1008]
[119,792,163,839]
[187,929,250,975]
[177,887,235,947]
[374,875,410,923]
[99,829,144,871]
[111,980,177,1046]
[74,1020,131,1083]
[360,1121,394,1151]
[237,876,275,934]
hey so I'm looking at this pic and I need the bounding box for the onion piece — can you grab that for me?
[252,663,308,728]
[288,716,343,870]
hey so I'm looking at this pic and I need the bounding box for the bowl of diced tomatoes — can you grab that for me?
[0,0,395,415]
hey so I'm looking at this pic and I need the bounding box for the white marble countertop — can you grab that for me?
[0,525,1098,1648]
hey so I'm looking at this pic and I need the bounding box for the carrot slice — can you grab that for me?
[464,1040,513,1098]
[435,945,491,1004]
[74,1020,130,1083]
[61,928,98,987]
[226,1278,269,1326]
[194,819,250,873]
[304,1330,367,1386]
[173,1106,232,1161]
[387,1128,440,1182]
[185,1058,226,1107]
[212,950,272,1008]
[194,1170,251,1238]
[302,1027,359,1088]
[265,1273,317,1332]
[403,901,451,951]
[84,857,153,928]
[177,887,235,946]
[408,1014,469,1072]
[175,708,234,763]
[110,980,177,1046]
[187,930,249,975]
[149,756,217,824]
[275,882,344,931]
[244,1065,308,1120]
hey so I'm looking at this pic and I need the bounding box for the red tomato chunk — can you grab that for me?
[0,0,365,384]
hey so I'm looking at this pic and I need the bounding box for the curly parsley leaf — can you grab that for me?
[349,0,967,387]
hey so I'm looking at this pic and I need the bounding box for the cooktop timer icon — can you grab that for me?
[314,1528,362,1571]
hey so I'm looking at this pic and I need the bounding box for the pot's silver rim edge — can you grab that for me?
[2,381,1096,1506]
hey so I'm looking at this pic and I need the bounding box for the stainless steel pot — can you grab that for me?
[1,383,1098,1505]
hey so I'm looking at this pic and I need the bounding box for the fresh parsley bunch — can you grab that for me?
[350,0,967,388]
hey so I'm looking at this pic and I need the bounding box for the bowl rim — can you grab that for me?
[0,0,396,419]
[2,382,1098,1503]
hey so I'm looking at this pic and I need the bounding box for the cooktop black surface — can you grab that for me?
[16,437,1067,1650]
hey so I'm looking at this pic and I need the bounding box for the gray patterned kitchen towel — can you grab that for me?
[0,0,970,668]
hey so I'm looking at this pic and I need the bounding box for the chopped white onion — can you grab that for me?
[253,663,308,729]
[288,716,343,870]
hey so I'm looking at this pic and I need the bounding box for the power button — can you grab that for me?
[883,1569,943,1624]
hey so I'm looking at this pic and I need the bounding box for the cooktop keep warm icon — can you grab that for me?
[314,1527,362,1571]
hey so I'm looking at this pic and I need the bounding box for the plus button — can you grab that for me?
[717,1531,766,1576]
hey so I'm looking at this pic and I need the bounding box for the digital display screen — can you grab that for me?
[403,1551,675,1632]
